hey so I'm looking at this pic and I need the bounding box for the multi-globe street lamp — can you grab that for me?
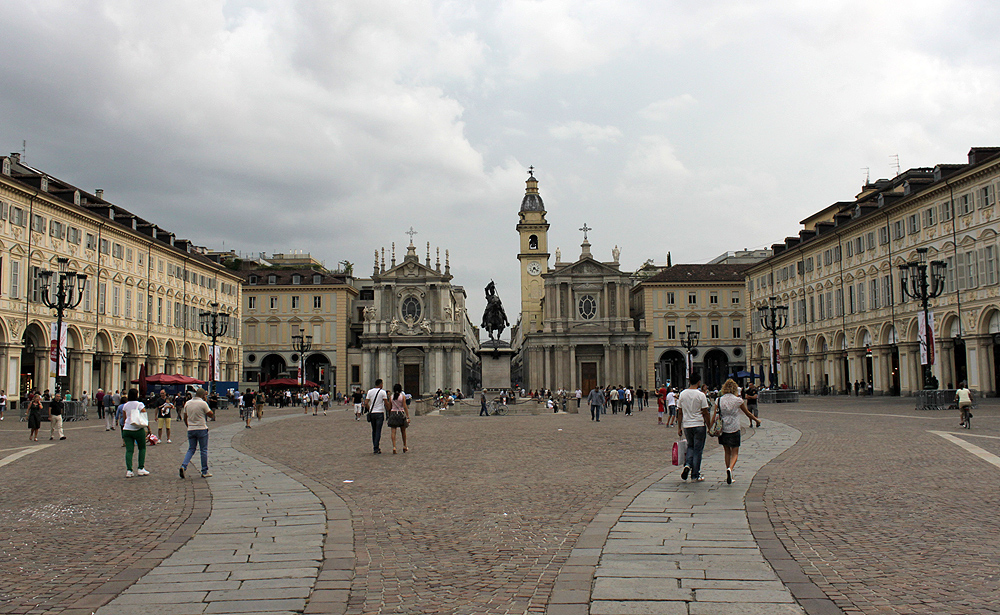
[757,296,788,389]
[199,301,230,397]
[291,328,313,387]
[679,324,700,382]
[39,257,87,398]
[898,247,947,390]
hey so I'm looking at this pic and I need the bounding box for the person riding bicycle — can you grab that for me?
[956,382,973,428]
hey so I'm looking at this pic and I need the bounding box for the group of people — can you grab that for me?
[675,373,762,484]
[23,390,66,442]
[585,385,646,421]
[656,382,759,428]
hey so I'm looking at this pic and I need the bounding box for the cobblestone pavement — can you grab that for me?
[757,397,1000,615]
[242,408,689,615]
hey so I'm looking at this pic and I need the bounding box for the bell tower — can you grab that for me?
[516,167,549,333]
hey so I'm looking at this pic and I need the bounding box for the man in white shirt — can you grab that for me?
[677,372,711,482]
[365,379,389,454]
[575,388,582,409]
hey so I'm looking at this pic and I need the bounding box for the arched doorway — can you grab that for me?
[703,349,729,390]
[21,324,46,399]
[305,353,332,390]
[656,350,686,388]
[260,354,287,381]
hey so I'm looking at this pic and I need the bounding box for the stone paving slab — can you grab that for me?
[580,419,808,615]
[95,416,344,615]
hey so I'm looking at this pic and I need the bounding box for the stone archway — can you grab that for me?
[702,349,729,390]
[21,323,47,399]
[656,350,686,388]
[260,354,287,381]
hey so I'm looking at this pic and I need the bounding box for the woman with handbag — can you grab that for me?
[387,383,410,454]
[713,379,761,485]
[27,393,43,442]
[121,388,151,478]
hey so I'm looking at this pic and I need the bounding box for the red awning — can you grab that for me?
[260,378,319,388]
[131,373,205,385]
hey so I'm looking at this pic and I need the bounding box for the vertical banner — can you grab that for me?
[208,345,220,381]
[918,310,936,365]
[686,353,692,379]
[298,366,304,386]
[49,322,67,377]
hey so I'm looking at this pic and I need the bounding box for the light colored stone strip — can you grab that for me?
[588,420,806,615]
[96,417,329,615]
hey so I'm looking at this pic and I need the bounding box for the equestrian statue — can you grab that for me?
[481,280,510,342]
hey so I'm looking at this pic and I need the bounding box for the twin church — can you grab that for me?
[511,171,650,392]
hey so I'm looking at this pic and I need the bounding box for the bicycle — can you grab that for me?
[488,399,508,416]
[960,405,973,429]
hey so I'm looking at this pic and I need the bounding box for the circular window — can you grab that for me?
[733,348,743,357]
[402,297,422,322]
[291,354,299,363]
[247,354,257,363]
[578,295,597,320]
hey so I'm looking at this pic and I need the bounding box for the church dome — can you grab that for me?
[520,192,545,212]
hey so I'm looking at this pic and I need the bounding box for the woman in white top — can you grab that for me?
[121,388,150,478]
[712,379,761,484]
[956,381,973,428]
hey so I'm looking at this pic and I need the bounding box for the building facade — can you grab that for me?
[360,239,479,396]
[632,264,751,390]
[514,173,649,391]
[746,147,1000,396]
[238,258,357,395]
[0,154,241,409]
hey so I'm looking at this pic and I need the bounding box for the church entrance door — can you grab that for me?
[581,362,597,394]
[404,364,421,398]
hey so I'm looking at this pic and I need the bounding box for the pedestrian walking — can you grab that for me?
[365,379,389,454]
[609,387,619,414]
[121,389,150,478]
[179,388,214,479]
[744,382,759,418]
[242,389,255,429]
[713,379,761,484]
[49,396,65,440]
[480,393,489,416]
[387,384,410,453]
[624,387,633,415]
[678,373,711,482]
[588,386,604,422]
[575,388,582,409]
[352,388,364,420]
[666,387,678,427]
[27,394,43,441]
[0,389,7,421]
[255,390,265,421]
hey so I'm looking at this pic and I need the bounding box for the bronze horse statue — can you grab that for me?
[481,280,509,341]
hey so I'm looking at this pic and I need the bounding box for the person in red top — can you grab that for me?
[656,385,668,425]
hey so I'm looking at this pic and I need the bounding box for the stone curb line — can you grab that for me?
[61,462,212,615]
[748,466,847,615]
[231,427,354,615]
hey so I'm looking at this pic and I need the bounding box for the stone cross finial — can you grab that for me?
[406,226,417,245]
[579,223,592,242]
[528,165,534,177]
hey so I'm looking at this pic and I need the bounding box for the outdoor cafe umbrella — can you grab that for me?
[138,363,148,397]
[260,377,319,388]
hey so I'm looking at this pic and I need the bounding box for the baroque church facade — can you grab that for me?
[513,172,650,391]
[360,239,479,396]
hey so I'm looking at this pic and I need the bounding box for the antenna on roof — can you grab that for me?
[861,167,870,185]
[21,140,26,162]
[890,154,900,177]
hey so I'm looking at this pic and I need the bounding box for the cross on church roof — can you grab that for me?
[406,226,418,245]
[528,165,534,178]
[579,223,592,242]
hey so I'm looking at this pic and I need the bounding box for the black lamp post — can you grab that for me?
[291,328,313,387]
[199,302,230,396]
[757,296,788,389]
[39,257,87,398]
[679,324,700,382]
[899,247,947,390]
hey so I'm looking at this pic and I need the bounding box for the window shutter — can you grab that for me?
[956,252,966,290]
[979,248,987,287]
[976,189,983,209]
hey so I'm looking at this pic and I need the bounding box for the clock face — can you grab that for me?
[527,262,541,276]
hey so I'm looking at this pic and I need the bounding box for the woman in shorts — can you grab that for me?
[387,383,410,454]
[713,379,761,485]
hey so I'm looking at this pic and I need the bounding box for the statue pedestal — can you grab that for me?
[477,342,514,392]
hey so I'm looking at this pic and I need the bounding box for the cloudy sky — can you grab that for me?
[3,1,999,329]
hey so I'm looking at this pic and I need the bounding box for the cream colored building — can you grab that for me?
[632,264,751,390]
[0,154,241,410]
[746,147,1000,396]
[239,259,357,395]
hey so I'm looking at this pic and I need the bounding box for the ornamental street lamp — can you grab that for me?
[199,302,230,397]
[679,324,700,382]
[899,247,947,390]
[291,328,313,387]
[757,296,788,389]
[39,257,87,398]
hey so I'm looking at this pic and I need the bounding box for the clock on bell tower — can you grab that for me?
[516,167,549,333]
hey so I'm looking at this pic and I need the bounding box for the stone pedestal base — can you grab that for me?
[477,343,514,392]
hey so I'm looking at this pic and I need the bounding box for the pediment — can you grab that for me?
[554,257,622,278]
[380,257,444,281]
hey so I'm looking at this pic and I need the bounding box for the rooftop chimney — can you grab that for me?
[95,189,104,200]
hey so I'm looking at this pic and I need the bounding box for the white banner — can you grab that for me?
[918,310,936,365]
[49,322,67,377]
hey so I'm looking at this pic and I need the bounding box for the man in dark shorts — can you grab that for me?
[352,388,365,420]
[744,383,759,419]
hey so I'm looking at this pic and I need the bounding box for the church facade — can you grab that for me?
[360,239,479,396]
[513,173,650,391]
